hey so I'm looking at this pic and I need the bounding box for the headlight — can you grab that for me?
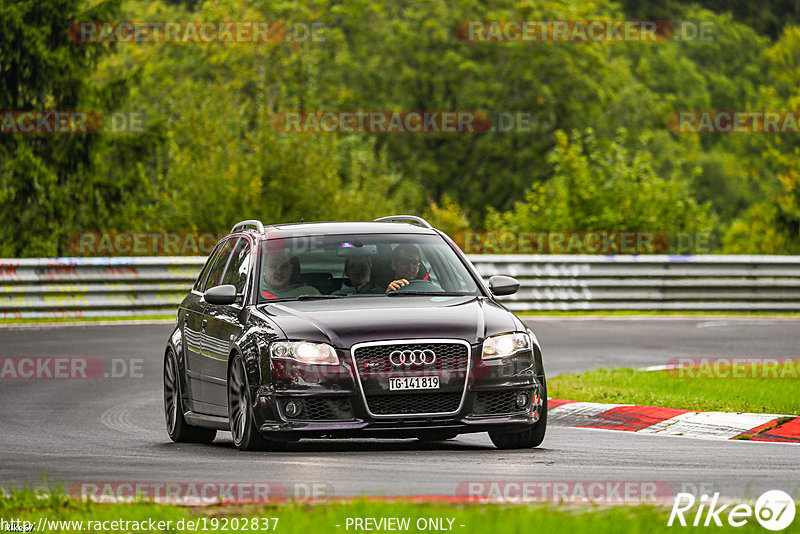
[482,333,530,359]
[270,341,339,365]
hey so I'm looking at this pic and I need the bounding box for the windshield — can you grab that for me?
[256,233,482,302]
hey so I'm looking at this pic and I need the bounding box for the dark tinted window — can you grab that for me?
[193,241,223,291]
[220,238,251,294]
[256,233,482,301]
[193,257,214,291]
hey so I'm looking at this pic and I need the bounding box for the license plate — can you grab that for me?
[388,376,440,391]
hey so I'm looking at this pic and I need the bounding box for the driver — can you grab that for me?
[261,251,320,299]
[385,244,437,293]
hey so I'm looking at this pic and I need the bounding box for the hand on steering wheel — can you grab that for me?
[386,279,436,293]
[386,279,409,292]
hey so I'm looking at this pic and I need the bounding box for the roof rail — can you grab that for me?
[373,215,433,229]
[231,219,265,233]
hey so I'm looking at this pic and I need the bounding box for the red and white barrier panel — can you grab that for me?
[548,399,800,443]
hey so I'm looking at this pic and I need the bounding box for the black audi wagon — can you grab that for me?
[163,216,547,450]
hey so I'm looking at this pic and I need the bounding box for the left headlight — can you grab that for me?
[482,332,531,359]
[270,341,339,365]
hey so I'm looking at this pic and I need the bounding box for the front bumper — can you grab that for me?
[258,414,539,439]
[253,341,545,440]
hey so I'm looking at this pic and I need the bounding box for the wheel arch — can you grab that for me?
[165,326,191,410]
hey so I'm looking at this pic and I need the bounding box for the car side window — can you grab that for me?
[201,238,236,292]
[220,237,251,294]
[194,242,222,291]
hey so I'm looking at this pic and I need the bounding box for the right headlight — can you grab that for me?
[481,332,531,360]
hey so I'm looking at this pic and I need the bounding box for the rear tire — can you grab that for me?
[228,354,287,452]
[164,350,217,444]
[488,383,547,450]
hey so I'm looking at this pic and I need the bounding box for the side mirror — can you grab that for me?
[204,284,237,305]
[488,275,519,296]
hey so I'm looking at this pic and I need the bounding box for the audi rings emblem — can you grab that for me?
[389,349,436,366]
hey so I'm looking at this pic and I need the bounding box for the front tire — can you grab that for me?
[228,354,286,451]
[164,350,217,444]
[488,382,548,450]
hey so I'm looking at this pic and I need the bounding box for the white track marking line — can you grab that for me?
[548,401,632,427]
[641,412,781,440]
[636,412,698,434]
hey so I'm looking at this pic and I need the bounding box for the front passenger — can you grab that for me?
[261,252,320,299]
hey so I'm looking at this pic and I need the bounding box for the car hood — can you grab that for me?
[254,296,522,348]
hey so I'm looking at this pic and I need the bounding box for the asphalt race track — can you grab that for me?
[1,318,798,501]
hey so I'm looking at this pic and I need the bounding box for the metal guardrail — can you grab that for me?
[1,255,799,318]
[0,257,204,319]
[475,255,800,312]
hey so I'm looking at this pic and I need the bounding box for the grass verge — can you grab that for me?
[0,489,777,534]
[518,310,800,317]
[549,365,800,415]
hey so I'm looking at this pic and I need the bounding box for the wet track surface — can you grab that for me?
[1,318,798,499]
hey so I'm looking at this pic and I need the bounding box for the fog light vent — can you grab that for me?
[284,400,302,417]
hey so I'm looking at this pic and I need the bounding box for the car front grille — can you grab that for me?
[472,389,529,415]
[352,341,470,416]
[279,397,354,421]
[353,342,468,374]
[367,393,463,415]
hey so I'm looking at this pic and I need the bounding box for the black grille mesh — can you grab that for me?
[280,397,354,421]
[353,343,468,376]
[472,389,529,415]
[353,342,469,416]
[367,392,462,415]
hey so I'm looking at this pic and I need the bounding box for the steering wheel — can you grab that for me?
[395,279,440,292]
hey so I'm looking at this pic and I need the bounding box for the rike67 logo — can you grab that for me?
[669,490,796,531]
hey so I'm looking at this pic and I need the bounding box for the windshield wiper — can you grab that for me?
[295,294,344,300]
[385,291,468,297]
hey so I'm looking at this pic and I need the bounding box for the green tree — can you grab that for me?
[313,0,674,224]
[91,0,420,234]
[721,26,800,253]
[486,129,715,242]
[0,0,133,255]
